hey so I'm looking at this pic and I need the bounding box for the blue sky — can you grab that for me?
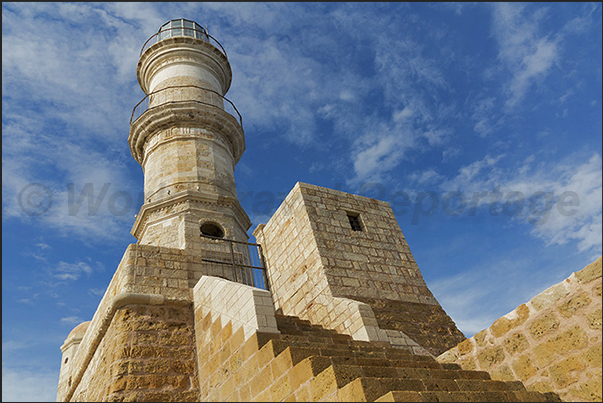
[2,2,601,401]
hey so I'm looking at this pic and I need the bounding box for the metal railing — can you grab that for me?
[200,234,269,290]
[130,85,243,126]
[140,26,228,57]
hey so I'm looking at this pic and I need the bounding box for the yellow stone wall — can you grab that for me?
[70,303,199,402]
[437,257,602,402]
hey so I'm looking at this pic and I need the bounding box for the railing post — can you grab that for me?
[228,240,238,283]
[258,245,269,292]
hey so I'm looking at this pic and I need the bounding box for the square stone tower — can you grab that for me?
[254,182,465,356]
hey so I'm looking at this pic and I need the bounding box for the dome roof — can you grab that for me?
[66,321,91,341]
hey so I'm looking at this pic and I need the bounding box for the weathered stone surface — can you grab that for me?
[437,257,602,402]
[575,257,602,284]
[511,354,539,382]
[490,304,530,338]
[529,313,560,339]
[68,303,199,402]
[503,332,529,355]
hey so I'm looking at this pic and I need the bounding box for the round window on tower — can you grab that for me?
[200,222,224,238]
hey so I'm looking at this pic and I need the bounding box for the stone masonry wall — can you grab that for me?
[71,302,199,402]
[298,183,436,304]
[193,275,280,341]
[437,257,602,402]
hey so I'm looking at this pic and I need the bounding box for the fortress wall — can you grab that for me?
[437,257,602,402]
[71,302,199,402]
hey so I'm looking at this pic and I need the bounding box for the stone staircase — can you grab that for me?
[196,310,563,402]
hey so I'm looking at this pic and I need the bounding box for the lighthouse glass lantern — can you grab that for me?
[158,18,209,41]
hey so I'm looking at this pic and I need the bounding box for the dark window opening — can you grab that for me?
[200,223,224,238]
[347,213,363,231]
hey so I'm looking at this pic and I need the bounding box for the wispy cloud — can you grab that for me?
[2,3,147,242]
[430,254,581,336]
[2,366,58,402]
[51,260,103,282]
[60,316,84,325]
[441,152,602,256]
[491,3,560,109]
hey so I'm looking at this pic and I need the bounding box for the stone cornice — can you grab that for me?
[128,101,245,165]
[131,190,252,240]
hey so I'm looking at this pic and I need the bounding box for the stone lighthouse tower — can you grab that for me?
[129,18,250,250]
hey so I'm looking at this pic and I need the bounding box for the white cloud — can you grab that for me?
[407,169,445,186]
[441,152,603,255]
[60,316,84,325]
[2,366,58,402]
[88,288,107,297]
[53,261,96,282]
[491,3,560,109]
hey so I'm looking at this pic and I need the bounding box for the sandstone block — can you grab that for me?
[530,283,569,312]
[529,313,560,339]
[309,366,339,401]
[489,364,516,382]
[503,332,529,355]
[249,364,273,397]
[575,257,602,284]
[548,355,584,388]
[490,304,530,338]
[476,346,505,370]
[588,308,602,330]
[269,373,292,401]
[511,354,539,382]
[456,339,473,356]
[567,374,602,402]
[473,329,489,347]
[557,291,592,318]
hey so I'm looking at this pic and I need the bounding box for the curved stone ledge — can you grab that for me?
[128,101,245,165]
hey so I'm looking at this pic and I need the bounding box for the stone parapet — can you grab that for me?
[193,275,280,341]
[437,257,602,402]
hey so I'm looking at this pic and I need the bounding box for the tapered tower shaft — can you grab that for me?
[129,19,250,249]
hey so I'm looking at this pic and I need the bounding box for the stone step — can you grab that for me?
[269,338,417,361]
[337,377,560,402]
[375,389,562,402]
[312,363,522,397]
[243,329,561,403]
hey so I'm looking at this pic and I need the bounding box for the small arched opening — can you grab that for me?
[200,222,224,238]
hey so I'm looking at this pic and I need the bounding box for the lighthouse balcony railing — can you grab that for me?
[130,85,243,127]
[140,26,228,58]
[199,234,270,291]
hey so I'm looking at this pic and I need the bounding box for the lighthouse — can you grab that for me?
[129,18,250,250]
